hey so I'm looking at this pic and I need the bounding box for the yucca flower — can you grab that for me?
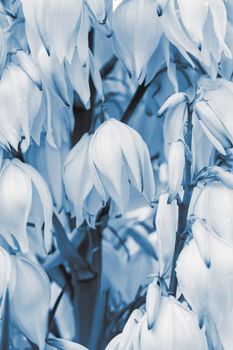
[0,62,42,151]
[89,118,155,212]
[22,0,85,64]
[66,47,104,109]
[0,158,53,253]
[85,0,112,36]
[63,133,104,229]
[25,137,69,212]
[64,118,155,227]
[178,0,230,70]
[176,223,233,349]
[112,0,162,84]
[192,182,233,244]
[194,98,233,156]
[107,292,207,349]
[0,247,50,350]
[159,0,231,77]
[195,76,233,152]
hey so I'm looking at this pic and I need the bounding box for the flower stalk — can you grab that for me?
[169,102,193,296]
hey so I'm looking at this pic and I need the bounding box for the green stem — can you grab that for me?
[169,103,193,296]
[73,226,102,346]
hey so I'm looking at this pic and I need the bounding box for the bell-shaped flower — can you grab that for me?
[86,0,107,24]
[0,158,53,253]
[177,0,230,72]
[0,63,42,151]
[0,247,50,350]
[12,50,43,91]
[89,118,155,213]
[64,118,155,227]
[193,99,233,156]
[155,192,178,277]
[66,47,104,109]
[85,0,112,36]
[176,225,233,349]
[192,181,233,244]
[157,0,201,67]
[197,77,233,148]
[25,136,69,212]
[22,0,84,64]
[64,133,104,228]
[140,295,207,349]
[107,294,207,349]
[112,0,162,83]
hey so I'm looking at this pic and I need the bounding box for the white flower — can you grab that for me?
[25,137,69,212]
[196,77,233,149]
[64,133,104,228]
[140,296,207,350]
[0,63,42,151]
[0,159,53,253]
[107,295,207,349]
[192,182,233,244]
[0,247,50,350]
[112,0,162,83]
[64,119,155,227]
[89,118,155,213]
[22,0,84,64]
[176,227,233,348]
[66,48,104,109]
[86,0,107,25]
[194,99,233,156]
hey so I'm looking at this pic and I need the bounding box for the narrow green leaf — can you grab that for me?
[53,214,95,281]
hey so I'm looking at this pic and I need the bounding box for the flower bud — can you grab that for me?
[146,280,161,330]
[158,92,188,117]
[155,192,178,277]
[163,100,187,159]
[167,140,185,203]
